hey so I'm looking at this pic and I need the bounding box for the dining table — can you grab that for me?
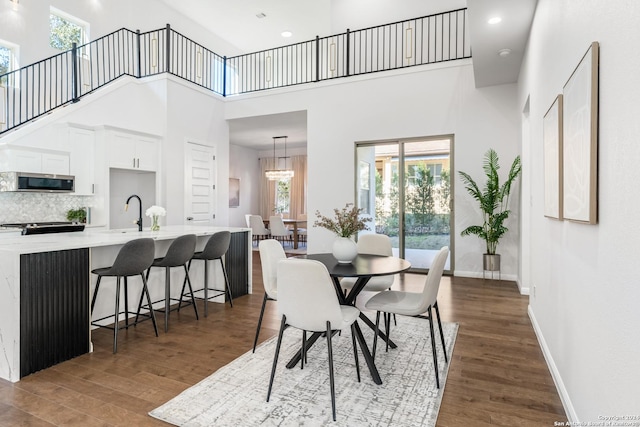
[286,253,411,385]
[262,218,306,249]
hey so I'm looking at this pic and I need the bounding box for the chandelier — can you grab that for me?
[265,136,294,180]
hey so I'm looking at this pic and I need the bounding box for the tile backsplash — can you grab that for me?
[0,193,94,223]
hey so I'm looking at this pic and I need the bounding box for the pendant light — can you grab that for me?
[265,135,294,180]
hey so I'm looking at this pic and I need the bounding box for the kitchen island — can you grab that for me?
[0,225,251,382]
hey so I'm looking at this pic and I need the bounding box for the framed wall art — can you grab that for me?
[543,94,563,219]
[562,41,599,224]
[229,178,240,208]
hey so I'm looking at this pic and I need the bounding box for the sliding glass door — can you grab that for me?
[356,136,452,273]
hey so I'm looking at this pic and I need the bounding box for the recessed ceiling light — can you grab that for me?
[498,48,512,57]
[281,31,293,38]
[488,16,502,25]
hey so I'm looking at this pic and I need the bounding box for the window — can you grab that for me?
[49,7,89,51]
[275,179,290,214]
[0,40,18,76]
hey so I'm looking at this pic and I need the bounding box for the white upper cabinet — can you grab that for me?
[0,146,70,175]
[65,125,96,195]
[108,130,159,171]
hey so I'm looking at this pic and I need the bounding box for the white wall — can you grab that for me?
[165,78,228,226]
[519,0,640,421]
[226,63,522,278]
[229,144,261,228]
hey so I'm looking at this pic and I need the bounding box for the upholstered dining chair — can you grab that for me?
[297,213,307,246]
[267,258,361,422]
[341,234,397,323]
[252,239,286,352]
[248,215,271,244]
[269,216,292,246]
[365,246,449,389]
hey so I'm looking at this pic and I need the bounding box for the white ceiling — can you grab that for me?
[161,0,537,148]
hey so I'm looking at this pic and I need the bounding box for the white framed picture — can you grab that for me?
[562,41,599,224]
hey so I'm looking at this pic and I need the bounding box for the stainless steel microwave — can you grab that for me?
[0,172,75,193]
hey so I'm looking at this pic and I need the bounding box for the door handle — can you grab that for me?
[186,217,194,221]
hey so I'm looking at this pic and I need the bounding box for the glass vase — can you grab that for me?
[151,215,160,231]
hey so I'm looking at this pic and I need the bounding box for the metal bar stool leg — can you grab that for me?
[141,273,159,337]
[204,260,209,317]
[164,266,171,333]
[124,277,129,329]
[113,277,121,354]
[91,276,102,313]
[220,257,233,307]
[183,264,199,320]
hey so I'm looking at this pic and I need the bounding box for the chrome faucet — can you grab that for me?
[125,194,143,232]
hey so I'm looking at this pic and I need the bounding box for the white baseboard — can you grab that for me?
[454,270,518,282]
[528,305,577,423]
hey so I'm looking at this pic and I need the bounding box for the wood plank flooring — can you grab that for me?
[0,252,566,426]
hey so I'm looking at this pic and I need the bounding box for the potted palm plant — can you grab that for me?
[459,148,522,274]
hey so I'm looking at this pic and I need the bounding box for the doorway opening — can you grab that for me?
[356,135,453,273]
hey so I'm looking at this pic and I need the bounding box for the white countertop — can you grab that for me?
[0,225,250,255]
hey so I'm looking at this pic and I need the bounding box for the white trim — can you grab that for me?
[453,270,518,283]
[528,305,576,423]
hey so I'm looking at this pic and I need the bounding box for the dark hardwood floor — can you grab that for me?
[0,252,565,426]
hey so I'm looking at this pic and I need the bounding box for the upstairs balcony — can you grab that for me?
[0,8,470,136]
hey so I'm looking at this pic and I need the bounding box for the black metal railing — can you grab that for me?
[0,8,470,136]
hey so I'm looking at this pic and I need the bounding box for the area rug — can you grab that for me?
[150,316,458,426]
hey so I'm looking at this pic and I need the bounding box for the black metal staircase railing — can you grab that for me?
[0,8,470,136]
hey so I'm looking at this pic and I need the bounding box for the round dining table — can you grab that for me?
[286,253,411,385]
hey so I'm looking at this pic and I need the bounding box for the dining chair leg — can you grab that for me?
[267,315,287,402]
[373,311,380,359]
[326,321,336,422]
[113,277,121,354]
[427,305,440,389]
[434,301,448,362]
[301,330,306,370]
[252,293,268,353]
[350,323,361,382]
[141,273,159,337]
[384,312,391,353]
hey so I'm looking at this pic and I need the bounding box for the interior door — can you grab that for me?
[184,142,216,225]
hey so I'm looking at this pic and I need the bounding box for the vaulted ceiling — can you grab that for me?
[160,0,537,148]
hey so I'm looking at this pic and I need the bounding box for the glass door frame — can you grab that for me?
[355,134,455,275]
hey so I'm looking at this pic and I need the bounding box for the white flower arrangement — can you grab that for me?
[145,205,167,217]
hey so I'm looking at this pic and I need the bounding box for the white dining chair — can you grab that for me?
[341,234,395,293]
[269,215,292,246]
[248,215,271,244]
[365,246,449,388]
[252,239,286,352]
[341,234,397,324]
[267,258,361,422]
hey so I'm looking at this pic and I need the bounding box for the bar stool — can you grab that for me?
[90,238,158,353]
[180,231,233,317]
[137,234,199,332]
